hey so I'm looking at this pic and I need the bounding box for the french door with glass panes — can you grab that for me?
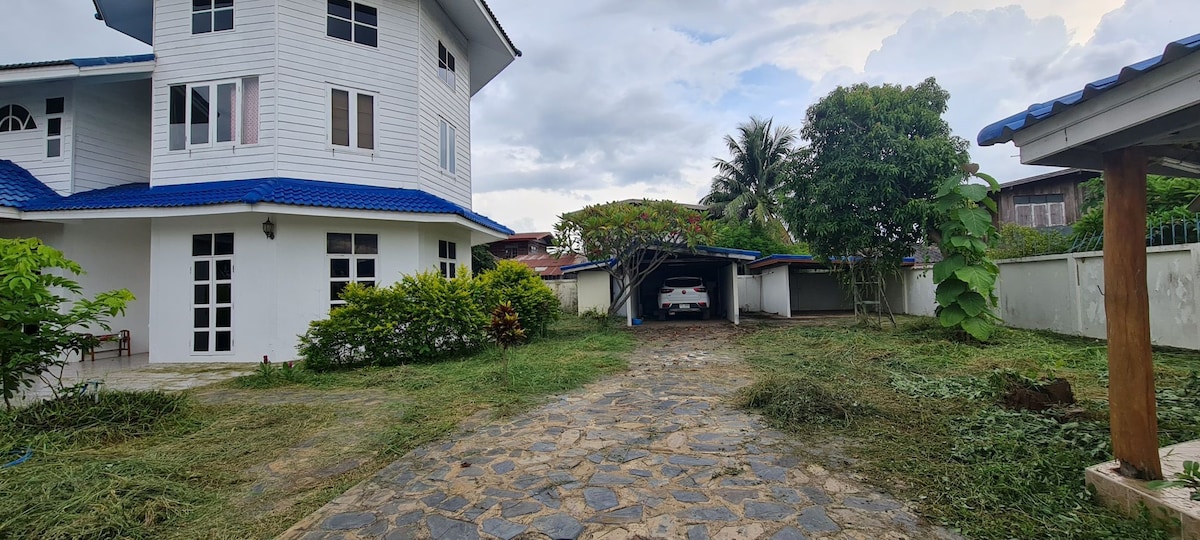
[192,233,234,353]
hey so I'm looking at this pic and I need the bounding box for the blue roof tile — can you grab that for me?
[0,54,155,72]
[0,160,59,208]
[8,174,510,234]
[978,32,1200,146]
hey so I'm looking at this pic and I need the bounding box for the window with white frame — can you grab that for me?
[0,104,36,132]
[1015,194,1066,228]
[169,77,259,150]
[438,119,455,174]
[438,240,457,278]
[330,88,375,150]
[192,0,234,34]
[45,97,64,158]
[327,0,378,47]
[437,41,456,89]
[193,233,234,353]
[328,233,378,308]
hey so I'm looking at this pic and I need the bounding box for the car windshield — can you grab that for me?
[664,277,703,288]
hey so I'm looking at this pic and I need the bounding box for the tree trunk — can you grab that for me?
[1102,147,1162,480]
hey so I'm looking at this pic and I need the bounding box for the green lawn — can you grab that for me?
[0,317,633,540]
[735,317,1200,540]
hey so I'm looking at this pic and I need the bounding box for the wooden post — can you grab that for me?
[1102,147,1163,480]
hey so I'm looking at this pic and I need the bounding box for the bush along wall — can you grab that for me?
[298,263,560,371]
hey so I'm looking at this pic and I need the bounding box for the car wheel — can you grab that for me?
[701,308,711,320]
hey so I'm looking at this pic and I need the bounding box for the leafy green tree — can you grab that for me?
[471,245,498,274]
[931,170,1002,340]
[0,238,134,410]
[702,116,797,242]
[553,200,716,317]
[711,220,808,257]
[785,77,969,270]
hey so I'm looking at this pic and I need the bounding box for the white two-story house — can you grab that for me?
[0,0,519,363]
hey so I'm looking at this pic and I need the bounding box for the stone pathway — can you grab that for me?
[280,325,958,540]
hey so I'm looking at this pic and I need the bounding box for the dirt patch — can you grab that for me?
[1001,377,1076,412]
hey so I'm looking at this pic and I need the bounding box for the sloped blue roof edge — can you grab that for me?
[978,32,1200,146]
[13,176,512,235]
[750,254,918,266]
[0,54,155,72]
[560,245,762,274]
[0,160,60,208]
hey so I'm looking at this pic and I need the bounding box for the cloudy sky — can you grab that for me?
[2,0,1195,232]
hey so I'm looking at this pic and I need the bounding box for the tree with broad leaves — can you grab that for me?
[553,200,716,318]
[702,116,798,243]
[0,238,134,410]
[784,77,969,273]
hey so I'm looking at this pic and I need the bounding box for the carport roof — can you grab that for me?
[748,254,917,271]
[560,245,761,274]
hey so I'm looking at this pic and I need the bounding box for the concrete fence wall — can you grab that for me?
[738,275,762,312]
[545,279,578,313]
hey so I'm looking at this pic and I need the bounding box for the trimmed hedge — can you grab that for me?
[298,264,560,371]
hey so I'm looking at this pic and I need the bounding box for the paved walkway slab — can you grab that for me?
[280,326,959,539]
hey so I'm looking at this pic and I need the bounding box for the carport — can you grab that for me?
[563,246,760,326]
[747,255,916,317]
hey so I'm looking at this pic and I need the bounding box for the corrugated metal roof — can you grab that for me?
[0,160,59,208]
[512,253,586,277]
[506,231,553,241]
[998,168,1099,190]
[0,54,155,72]
[978,32,1200,147]
[2,167,510,234]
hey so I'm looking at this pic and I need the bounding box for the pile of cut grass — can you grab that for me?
[736,318,1200,540]
[0,316,632,539]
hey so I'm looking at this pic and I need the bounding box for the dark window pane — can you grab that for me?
[330,258,350,278]
[194,284,210,305]
[1047,194,1065,203]
[327,16,352,41]
[447,242,456,260]
[449,264,456,278]
[327,0,352,18]
[214,0,233,9]
[194,308,210,329]
[439,261,447,277]
[192,234,212,256]
[216,83,235,142]
[45,97,64,115]
[47,139,61,158]
[1014,196,1029,204]
[214,233,234,255]
[215,331,232,351]
[191,86,210,144]
[357,258,375,278]
[446,51,455,71]
[327,233,352,253]
[354,24,377,47]
[192,12,212,34]
[354,3,377,25]
[170,86,187,150]
[354,233,378,254]
[47,118,61,137]
[439,41,447,63]
[331,89,350,146]
[216,284,232,304]
[213,8,234,31]
[438,240,447,259]
[194,260,210,281]
[330,281,348,301]
[356,93,374,148]
[216,307,231,328]
[194,0,213,10]
[215,259,232,280]
[194,331,209,352]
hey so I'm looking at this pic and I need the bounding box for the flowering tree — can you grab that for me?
[554,200,716,317]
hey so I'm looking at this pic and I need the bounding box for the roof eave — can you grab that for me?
[0,60,154,86]
[435,0,520,96]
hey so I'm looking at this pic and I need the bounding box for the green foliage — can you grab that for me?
[3,391,188,447]
[1072,175,1200,244]
[702,116,797,241]
[931,172,1001,341]
[710,220,808,256]
[1148,461,1200,501]
[0,238,134,409]
[477,260,559,336]
[990,223,1072,259]
[737,374,862,428]
[471,244,497,274]
[785,77,970,269]
[554,200,715,317]
[488,302,527,383]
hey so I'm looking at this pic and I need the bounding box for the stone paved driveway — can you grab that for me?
[280,324,959,540]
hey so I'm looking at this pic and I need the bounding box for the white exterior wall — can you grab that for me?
[576,270,611,315]
[274,0,422,191]
[760,266,790,317]
[149,213,473,363]
[73,80,152,191]
[886,266,938,317]
[0,219,151,356]
[150,0,278,184]
[737,274,762,312]
[416,0,472,207]
[721,262,738,324]
[0,81,75,194]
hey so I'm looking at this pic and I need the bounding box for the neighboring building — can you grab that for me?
[510,252,587,279]
[0,0,519,363]
[488,231,552,259]
[993,168,1099,228]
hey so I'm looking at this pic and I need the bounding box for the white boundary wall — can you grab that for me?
[545,280,578,313]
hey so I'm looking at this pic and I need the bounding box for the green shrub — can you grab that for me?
[477,260,560,336]
[298,272,487,371]
[989,223,1071,259]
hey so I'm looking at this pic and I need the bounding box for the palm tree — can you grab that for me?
[702,116,797,240]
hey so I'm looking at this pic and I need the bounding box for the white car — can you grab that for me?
[656,276,711,320]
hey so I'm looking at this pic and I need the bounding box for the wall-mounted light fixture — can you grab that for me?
[262,217,276,240]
